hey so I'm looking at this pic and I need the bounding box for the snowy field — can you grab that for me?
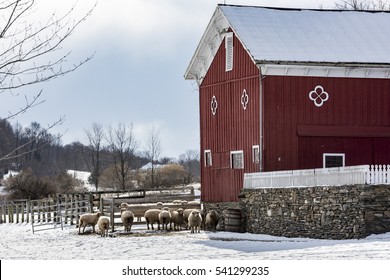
[1,222,390,280]
[1,222,390,260]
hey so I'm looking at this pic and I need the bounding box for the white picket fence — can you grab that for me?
[244,165,390,189]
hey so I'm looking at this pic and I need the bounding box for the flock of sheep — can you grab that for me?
[78,201,219,237]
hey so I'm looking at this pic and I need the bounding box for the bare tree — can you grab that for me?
[178,149,200,184]
[144,126,162,188]
[106,123,138,190]
[0,1,95,162]
[85,122,105,191]
[334,0,390,10]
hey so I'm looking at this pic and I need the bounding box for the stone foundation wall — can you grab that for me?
[240,185,390,239]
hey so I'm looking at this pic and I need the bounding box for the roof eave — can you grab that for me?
[184,7,230,84]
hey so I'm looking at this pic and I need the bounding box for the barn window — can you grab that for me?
[252,145,260,163]
[323,153,345,168]
[204,150,212,167]
[225,32,233,71]
[231,150,244,169]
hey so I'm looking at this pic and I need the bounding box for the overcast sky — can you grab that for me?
[1,0,338,158]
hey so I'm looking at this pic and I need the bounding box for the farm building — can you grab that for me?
[184,5,390,203]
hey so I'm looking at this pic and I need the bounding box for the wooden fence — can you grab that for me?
[244,164,390,189]
[0,185,201,232]
[0,193,93,225]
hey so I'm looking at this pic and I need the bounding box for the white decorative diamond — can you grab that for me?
[309,85,329,107]
[241,89,249,110]
[211,95,218,115]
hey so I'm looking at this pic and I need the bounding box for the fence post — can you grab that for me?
[8,203,13,223]
[0,203,3,223]
[110,198,115,233]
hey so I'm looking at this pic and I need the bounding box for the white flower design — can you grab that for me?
[211,95,218,115]
[241,89,249,110]
[309,85,329,107]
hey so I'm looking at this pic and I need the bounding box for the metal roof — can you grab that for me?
[184,5,390,83]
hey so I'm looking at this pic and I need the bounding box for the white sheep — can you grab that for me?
[183,208,196,224]
[97,216,110,237]
[156,202,164,209]
[183,208,200,229]
[158,207,171,230]
[121,210,135,233]
[188,210,202,234]
[144,209,161,230]
[120,202,131,209]
[205,210,219,232]
[78,212,101,234]
[170,208,184,231]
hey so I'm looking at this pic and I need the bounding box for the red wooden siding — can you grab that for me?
[262,76,390,171]
[199,34,260,202]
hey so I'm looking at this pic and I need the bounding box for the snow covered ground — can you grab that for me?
[1,222,389,280]
[1,222,390,260]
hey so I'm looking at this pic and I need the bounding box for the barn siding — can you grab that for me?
[199,34,260,202]
[263,76,390,171]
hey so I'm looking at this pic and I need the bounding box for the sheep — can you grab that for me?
[121,210,135,233]
[170,208,184,231]
[183,208,197,224]
[120,202,131,209]
[97,216,110,237]
[159,207,171,230]
[205,210,219,232]
[156,202,164,209]
[183,208,201,229]
[78,212,101,234]
[200,209,206,230]
[144,209,161,230]
[188,210,202,234]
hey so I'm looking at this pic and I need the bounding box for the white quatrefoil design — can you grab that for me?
[211,95,218,115]
[309,85,329,107]
[241,89,249,110]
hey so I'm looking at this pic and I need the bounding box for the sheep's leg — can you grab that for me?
[146,219,150,230]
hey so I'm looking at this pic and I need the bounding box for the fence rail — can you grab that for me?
[0,185,200,230]
[244,165,390,189]
[31,199,91,234]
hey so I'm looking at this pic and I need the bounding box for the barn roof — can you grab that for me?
[185,5,390,83]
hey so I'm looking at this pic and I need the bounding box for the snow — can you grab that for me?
[1,222,390,260]
[67,169,94,191]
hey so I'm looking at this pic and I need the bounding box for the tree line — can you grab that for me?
[0,118,200,199]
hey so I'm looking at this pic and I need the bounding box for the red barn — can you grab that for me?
[184,5,390,203]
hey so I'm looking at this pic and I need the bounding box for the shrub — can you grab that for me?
[4,169,80,200]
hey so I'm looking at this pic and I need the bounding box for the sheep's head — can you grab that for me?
[192,210,200,217]
[177,208,183,215]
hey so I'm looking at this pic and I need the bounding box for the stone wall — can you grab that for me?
[239,185,390,239]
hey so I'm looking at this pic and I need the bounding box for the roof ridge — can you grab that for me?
[218,3,390,13]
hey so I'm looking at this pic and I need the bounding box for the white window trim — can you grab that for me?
[230,150,244,169]
[252,145,260,163]
[204,149,212,167]
[323,153,345,168]
[225,32,233,72]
